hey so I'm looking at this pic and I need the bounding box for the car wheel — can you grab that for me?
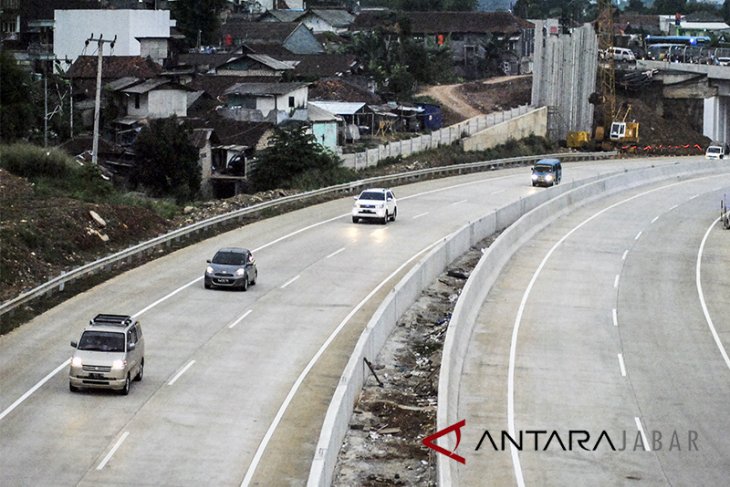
[120,375,130,396]
[204,281,211,289]
[352,216,359,223]
[250,271,257,286]
[241,275,249,292]
[382,212,388,225]
[135,359,144,382]
[390,208,397,222]
[69,382,79,393]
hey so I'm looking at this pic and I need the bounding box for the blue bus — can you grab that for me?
[645,35,711,46]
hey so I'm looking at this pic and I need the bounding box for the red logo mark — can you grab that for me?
[422,419,467,464]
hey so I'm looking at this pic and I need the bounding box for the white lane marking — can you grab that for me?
[622,250,629,261]
[614,274,620,288]
[696,218,730,371]
[651,216,659,224]
[506,178,711,486]
[491,189,505,195]
[168,360,195,386]
[280,275,300,289]
[97,431,129,470]
[133,277,201,318]
[0,359,70,422]
[634,231,642,240]
[326,247,346,259]
[669,204,679,211]
[229,310,253,329]
[412,212,430,220]
[0,173,522,423]
[241,238,441,487]
[450,199,468,206]
[617,354,627,377]
[634,417,651,451]
[689,194,699,200]
[612,308,618,327]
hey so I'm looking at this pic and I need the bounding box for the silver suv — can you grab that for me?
[352,188,398,224]
[69,314,144,395]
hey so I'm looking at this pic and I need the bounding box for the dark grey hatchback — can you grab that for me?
[204,247,258,291]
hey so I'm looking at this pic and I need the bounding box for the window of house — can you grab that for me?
[134,94,140,109]
[288,96,295,108]
[1,17,18,33]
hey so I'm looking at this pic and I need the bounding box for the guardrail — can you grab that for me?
[0,151,614,323]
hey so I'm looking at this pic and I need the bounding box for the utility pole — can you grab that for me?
[85,34,116,165]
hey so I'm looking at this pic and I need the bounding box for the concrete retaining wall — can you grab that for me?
[437,159,730,486]
[460,107,548,152]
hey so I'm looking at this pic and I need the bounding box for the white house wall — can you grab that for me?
[148,90,188,118]
[54,9,173,66]
[254,86,309,117]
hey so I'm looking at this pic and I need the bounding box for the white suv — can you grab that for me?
[352,188,397,224]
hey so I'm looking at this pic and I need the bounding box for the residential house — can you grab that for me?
[307,103,341,151]
[298,9,355,34]
[218,21,324,55]
[257,9,304,24]
[350,11,534,77]
[66,55,162,98]
[221,82,309,124]
[117,78,193,119]
[308,101,370,141]
[247,0,305,12]
[216,53,294,77]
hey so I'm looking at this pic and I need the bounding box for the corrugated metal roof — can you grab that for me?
[224,82,308,96]
[309,101,366,115]
[106,77,140,92]
[245,54,295,70]
[307,103,341,122]
[309,9,355,28]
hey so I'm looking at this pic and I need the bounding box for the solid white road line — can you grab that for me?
[617,353,627,377]
[168,360,195,386]
[326,247,346,259]
[229,310,253,329]
[0,359,70,421]
[280,275,300,289]
[97,431,129,470]
[241,238,442,487]
[507,178,710,486]
[634,417,651,452]
[696,217,730,371]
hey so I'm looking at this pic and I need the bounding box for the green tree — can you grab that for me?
[651,0,687,14]
[0,52,39,143]
[133,116,200,202]
[250,123,343,191]
[624,0,647,13]
[171,0,226,47]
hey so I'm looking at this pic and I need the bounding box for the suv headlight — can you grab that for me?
[235,268,245,277]
[111,359,127,370]
[531,174,538,180]
[206,266,214,274]
[545,174,553,181]
[72,357,83,368]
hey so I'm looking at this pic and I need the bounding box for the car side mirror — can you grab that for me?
[206,259,211,263]
[353,196,358,200]
[128,342,136,351]
[70,341,78,348]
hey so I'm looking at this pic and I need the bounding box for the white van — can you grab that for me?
[607,47,636,62]
[705,143,729,160]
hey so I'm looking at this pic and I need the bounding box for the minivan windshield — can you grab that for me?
[78,331,125,352]
[534,165,554,173]
[707,147,721,154]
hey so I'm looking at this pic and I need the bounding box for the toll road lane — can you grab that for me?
[457,175,730,486]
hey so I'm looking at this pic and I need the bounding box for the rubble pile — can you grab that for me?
[334,235,497,486]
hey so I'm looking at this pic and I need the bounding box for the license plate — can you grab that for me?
[216,278,231,284]
[89,373,104,379]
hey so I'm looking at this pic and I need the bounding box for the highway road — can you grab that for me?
[457,173,730,486]
[0,157,720,486]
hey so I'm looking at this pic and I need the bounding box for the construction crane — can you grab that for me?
[588,0,639,149]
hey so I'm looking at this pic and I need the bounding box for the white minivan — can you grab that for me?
[607,47,636,62]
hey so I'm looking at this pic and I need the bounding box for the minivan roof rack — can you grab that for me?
[90,314,133,326]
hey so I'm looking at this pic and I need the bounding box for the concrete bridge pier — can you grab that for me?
[703,81,730,144]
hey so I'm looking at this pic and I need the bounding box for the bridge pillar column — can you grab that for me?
[704,96,729,144]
